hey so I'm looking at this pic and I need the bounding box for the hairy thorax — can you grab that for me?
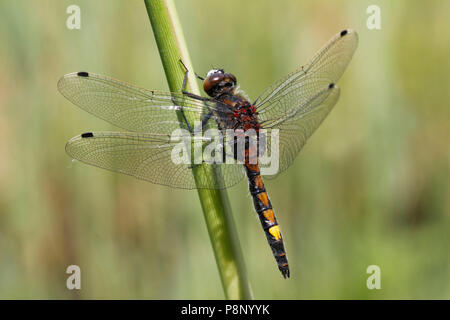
[216,91,261,132]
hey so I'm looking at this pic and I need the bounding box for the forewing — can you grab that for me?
[256,29,357,177]
[58,72,227,134]
[65,131,245,189]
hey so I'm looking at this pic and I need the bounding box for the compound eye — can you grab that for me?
[206,69,223,78]
[210,73,225,83]
[228,74,237,84]
[203,73,225,96]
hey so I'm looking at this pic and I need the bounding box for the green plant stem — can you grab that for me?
[144,0,253,300]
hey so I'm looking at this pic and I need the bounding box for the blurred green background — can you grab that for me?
[0,0,449,299]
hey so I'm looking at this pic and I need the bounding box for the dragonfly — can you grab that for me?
[58,29,358,279]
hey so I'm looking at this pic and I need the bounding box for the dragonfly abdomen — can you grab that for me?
[244,163,290,278]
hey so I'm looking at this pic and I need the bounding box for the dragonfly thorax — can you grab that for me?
[203,68,237,98]
[215,95,260,132]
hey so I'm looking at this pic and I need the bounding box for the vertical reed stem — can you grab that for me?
[144,0,253,299]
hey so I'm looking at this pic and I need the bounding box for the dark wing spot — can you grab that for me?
[81,132,94,138]
[77,71,89,77]
[328,83,335,89]
[340,29,348,37]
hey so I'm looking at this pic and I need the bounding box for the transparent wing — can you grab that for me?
[256,29,358,177]
[65,131,245,189]
[58,72,231,134]
[260,85,340,178]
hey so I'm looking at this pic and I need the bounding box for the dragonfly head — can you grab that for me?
[203,69,237,97]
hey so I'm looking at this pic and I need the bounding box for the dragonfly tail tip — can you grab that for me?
[280,266,290,279]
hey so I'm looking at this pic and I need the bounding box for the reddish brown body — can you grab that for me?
[203,69,290,278]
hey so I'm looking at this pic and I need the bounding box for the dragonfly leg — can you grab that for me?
[178,60,211,101]
[177,60,208,134]
[180,108,193,134]
[178,60,216,134]
[192,111,213,135]
[194,72,205,81]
